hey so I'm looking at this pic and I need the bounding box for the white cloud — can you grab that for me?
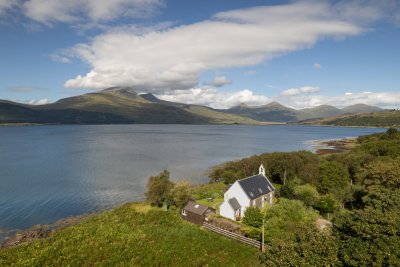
[63,1,382,92]
[280,86,320,96]
[21,0,163,25]
[26,98,50,105]
[313,63,322,69]
[207,75,232,87]
[0,0,17,15]
[50,53,72,64]
[156,87,270,109]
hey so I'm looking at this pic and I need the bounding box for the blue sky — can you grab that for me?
[0,0,399,109]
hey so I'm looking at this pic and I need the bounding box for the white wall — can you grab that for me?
[221,181,250,218]
[220,201,235,220]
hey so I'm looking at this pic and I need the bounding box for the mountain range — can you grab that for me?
[0,87,384,125]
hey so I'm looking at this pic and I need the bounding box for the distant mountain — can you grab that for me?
[0,87,260,125]
[300,110,400,128]
[0,88,387,125]
[222,102,385,122]
[225,101,297,122]
[341,104,383,114]
[296,105,342,121]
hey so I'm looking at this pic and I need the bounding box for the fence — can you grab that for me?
[203,222,261,248]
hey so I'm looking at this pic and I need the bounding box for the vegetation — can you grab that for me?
[302,110,400,127]
[0,204,261,266]
[243,207,263,228]
[210,128,400,266]
[0,87,262,125]
[145,170,173,207]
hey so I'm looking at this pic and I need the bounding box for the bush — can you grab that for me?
[242,207,263,228]
[313,194,338,215]
[293,184,319,207]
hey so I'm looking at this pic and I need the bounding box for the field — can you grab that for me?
[0,203,261,266]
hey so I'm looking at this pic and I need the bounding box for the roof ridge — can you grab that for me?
[237,173,265,183]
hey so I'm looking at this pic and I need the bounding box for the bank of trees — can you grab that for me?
[210,128,400,266]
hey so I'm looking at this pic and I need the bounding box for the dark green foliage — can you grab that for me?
[313,194,338,214]
[145,170,173,207]
[210,130,400,266]
[170,181,191,209]
[243,207,263,228]
[209,151,320,185]
[387,127,398,135]
[318,161,350,194]
[242,226,262,241]
[317,110,400,127]
[293,184,319,207]
[0,205,261,266]
[264,199,317,241]
[260,224,340,267]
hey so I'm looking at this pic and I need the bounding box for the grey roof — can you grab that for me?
[228,198,241,210]
[237,174,275,200]
[183,201,210,215]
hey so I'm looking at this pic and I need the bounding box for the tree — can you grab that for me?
[313,194,338,215]
[318,161,350,195]
[264,199,317,241]
[242,207,263,228]
[170,181,191,209]
[260,224,340,267]
[293,184,319,207]
[145,170,173,207]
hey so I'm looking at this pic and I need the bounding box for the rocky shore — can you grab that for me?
[312,138,356,155]
[1,213,93,249]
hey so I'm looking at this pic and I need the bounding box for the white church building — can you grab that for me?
[219,165,275,221]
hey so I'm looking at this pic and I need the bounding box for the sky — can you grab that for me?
[0,0,400,109]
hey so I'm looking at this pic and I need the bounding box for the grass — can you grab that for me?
[0,203,261,266]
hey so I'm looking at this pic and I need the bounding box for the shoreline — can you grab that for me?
[0,135,361,249]
[0,213,94,249]
[307,137,357,155]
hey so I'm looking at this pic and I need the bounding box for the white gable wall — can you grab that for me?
[222,181,250,218]
[220,201,235,220]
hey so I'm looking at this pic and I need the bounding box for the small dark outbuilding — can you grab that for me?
[181,201,216,225]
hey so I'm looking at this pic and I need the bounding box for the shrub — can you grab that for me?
[243,207,263,228]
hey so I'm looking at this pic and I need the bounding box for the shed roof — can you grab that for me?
[228,198,241,210]
[183,201,210,215]
[237,174,275,200]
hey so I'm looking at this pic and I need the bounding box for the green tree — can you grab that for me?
[145,170,173,207]
[242,207,263,228]
[264,199,317,241]
[293,184,319,207]
[170,181,191,209]
[260,224,340,267]
[313,194,338,215]
[363,158,400,188]
[318,161,350,195]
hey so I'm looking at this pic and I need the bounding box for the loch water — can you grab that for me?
[0,124,384,241]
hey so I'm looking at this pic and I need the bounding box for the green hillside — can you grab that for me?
[301,110,400,127]
[224,102,382,122]
[0,87,261,125]
[0,204,261,266]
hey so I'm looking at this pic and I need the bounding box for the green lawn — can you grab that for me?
[0,203,261,266]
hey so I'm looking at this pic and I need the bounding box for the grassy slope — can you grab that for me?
[0,90,262,125]
[0,203,261,266]
[301,110,400,127]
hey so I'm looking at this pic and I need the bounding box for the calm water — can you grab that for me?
[0,125,384,241]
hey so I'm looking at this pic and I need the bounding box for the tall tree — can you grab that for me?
[145,170,173,207]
